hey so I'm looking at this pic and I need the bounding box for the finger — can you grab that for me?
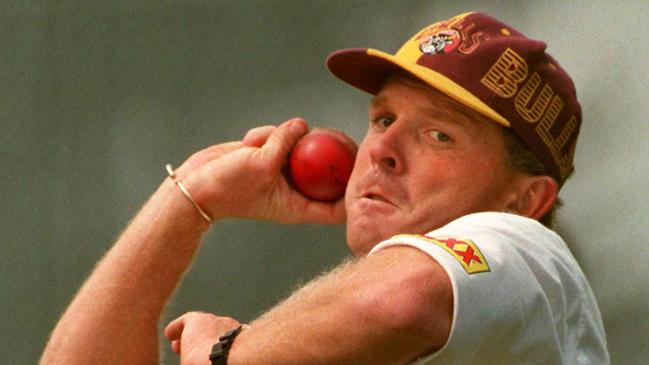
[176,142,244,177]
[164,316,186,341]
[201,141,244,156]
[188,141,244,164]
[242,125,276,147]
[171,340,181,354]
[200,141,247,164]
[277,179,347,224]
[259,118,308,169]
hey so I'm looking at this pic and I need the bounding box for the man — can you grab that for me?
[40,12,609,364]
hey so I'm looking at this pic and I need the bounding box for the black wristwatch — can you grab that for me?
[209,325,244,365]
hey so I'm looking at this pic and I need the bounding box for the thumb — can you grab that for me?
[259,118,308,169]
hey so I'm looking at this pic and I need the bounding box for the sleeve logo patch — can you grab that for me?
[398,234,490,274]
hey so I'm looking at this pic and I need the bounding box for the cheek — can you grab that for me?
[413,155,508,208]
[444,158,512,209]
[442,148,504,181]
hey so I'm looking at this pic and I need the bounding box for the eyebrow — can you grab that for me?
[369,94,388,110]
[370,92,485,137]
[426,100,483,127]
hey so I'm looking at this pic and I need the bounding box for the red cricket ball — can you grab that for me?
[288,128,358,201]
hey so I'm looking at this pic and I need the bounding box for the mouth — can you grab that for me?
[361,192,396,207]
[364,193,388,202]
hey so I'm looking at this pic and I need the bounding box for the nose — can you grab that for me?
[367,121,406,174]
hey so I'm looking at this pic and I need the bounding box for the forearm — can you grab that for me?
[40,178,209,365]
[227,248,449,365]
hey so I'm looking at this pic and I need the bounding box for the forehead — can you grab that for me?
[372,74,488,120]
[371,74,507,137]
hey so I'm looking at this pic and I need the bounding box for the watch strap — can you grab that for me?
[209,325,244,365]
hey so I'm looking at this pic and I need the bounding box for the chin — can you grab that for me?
[346,223,393,257]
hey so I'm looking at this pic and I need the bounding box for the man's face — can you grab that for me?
[345,75,521,256]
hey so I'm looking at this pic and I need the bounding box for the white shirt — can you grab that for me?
[369,212,609,365]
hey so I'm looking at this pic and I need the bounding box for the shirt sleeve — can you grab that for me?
[368,212,580,364]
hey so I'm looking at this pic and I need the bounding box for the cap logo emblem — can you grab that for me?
[419,30,460,55]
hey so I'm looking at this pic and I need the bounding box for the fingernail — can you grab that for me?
[289,119,306,134]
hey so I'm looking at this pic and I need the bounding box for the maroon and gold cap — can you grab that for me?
[327,12,580,187]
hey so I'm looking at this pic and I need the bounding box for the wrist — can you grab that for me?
[209,325,249,365]
[154,177,212,233]
[166,164,214,224]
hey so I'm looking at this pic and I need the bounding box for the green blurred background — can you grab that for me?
[1,1,647,364]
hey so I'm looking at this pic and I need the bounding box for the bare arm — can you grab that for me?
[232,246,453,364]
[164,246,453,365]
[40,118,345,364]
[39,178,209,365]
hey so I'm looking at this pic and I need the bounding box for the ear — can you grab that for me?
[506,176,558,221]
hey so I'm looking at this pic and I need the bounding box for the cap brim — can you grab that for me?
[326,48,510,127]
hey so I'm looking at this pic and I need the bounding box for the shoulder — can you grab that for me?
[372,212,568,278]
[371,212,608,364]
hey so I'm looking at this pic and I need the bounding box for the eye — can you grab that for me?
[429,130,451,142]
[373,115,395,129]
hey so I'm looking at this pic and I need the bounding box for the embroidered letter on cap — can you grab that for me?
[537,113,578,179]
[393,234,490,274]
[515,73,555,123]
[481,48,528,98]
[480,47,579,180]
